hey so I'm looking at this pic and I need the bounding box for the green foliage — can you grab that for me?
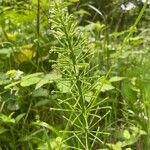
[0,0,150,149]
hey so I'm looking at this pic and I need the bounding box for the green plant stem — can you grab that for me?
[87,68,112,112]
[123,1,148,49]
[54,2,85,113]
[23,101,32,128]
[53,3,87,148]
[36,0,40,70]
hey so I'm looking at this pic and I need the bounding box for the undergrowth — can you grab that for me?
[0,0,150,150]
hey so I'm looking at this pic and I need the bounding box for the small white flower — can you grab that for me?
[14,70,24,80]
[121,2,136,11]
[144,115,149,120]
[141,0,150,4]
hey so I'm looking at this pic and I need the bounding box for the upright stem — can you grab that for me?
[37,0,40,36]
[53,4,86,146]
[36,0,40,68]
[57,8,85,113]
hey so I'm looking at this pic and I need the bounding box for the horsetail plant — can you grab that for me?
[48,1,112,149]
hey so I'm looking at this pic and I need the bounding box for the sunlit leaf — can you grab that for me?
[6,33,16,41]
[123,130,131,139]
[15,49,36,63]
[69,0,79,2]
[20,77,41,87]
[57,81,71,93]
[22,72,43,80]
[109,76,126,82]
[101,83,114,92]
[0,48,13,58]
[35,72,61,89]
[0,114,15,124]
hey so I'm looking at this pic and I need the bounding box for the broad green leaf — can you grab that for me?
[101,83,114,92]
[56,81,71,93]
[32,0,47,5]
[7,100,20,111]
[128,36,143,45]
[84,91,93,102]
[37,137,68,150]
[123,130,131,139]
[35,79,52,89]
[0,48,13,58]
[32,88,49,97]
[107,142,122,150]
[34,99,50,107]
[69,0,79,2]
[21,72,43,80]
[130,126,146,136]
[77,9,91,16]
[35,73,61,89]
[20,72,43,87]
[6,70,17,79]
[15,113,26,124]
[20,77,41,87]
[121,82,137,101]
[84,22,96,31]
[0,72,10,85]
[32,121,59,136]
[15,49,36,63]
[0,80,10,86]
[6,33,16,41]
[0,127,8,134]
[37,143,49,150]
[6,70,24,80]
[0,114,15,124]
[110,76,126,82]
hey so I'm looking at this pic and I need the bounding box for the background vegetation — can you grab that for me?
[0,0,150,149]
